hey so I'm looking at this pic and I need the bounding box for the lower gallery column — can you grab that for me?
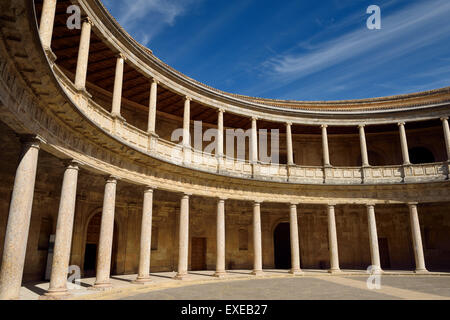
[175,194,190,280]
[252,201,264,276]
[0,137,41,300]
[366,205,382,273]
[214,198,227,278]
[92,176,118,289]
[134,187,154,284]
[408,203,428,273]
[289,204,303,275]
[327,204,341,273]
[44,161,80,297]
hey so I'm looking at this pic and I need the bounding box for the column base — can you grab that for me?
[251,270,265,276]
[414,269,429,274]
[213,271,227,279]
[132,276,152,285]
[289,269,305,276]
[40,287,71,300]
[328,269,342,275]
[90,282,113,291]
[173,273,189,280]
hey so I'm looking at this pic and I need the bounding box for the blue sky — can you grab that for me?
[102,0,450,101]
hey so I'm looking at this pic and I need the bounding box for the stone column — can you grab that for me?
[441,117,450,161]
[183,97,191,147]
[289,204,303,275]
[321,125,331,167]
[175,194,190,279]
[286,122,294,165]
[74,18,93,91]
[214,198,226,278]
[147,79,158,134]
[44,161,80,297]
[251,117,258,163]
[252,201,264,276]
[111,54,125,118]
[217,109,224,158]
[0,137,41,300]
[39,0,57,52]
[134,187,154,284]
[398,122,410,165]
[408,203,428,273]
[93,176,117,289]
[366,205,382,273]
[359,125,370,167]
[327,204,341,273]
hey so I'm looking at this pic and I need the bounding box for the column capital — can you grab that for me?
[62,159,81,170]
[144,186,156,193]
[366,203,375,209]
[19,134,44,149]
[397,121,406,127]
[105,175,119,184]
[286,121,293,126]
[327,203,337,208]
[217,197,227,202]
[289,203,298,207]
[440,116,449,122]
[217,108,225,114]
[181,192,192,198]
[251,116,259,121]
[253,200,262,205]
[150,77,159,85]
[184,96,192,102]
[321,124,328,129]
[407,202,419,207]
[358,124,366,129]
[82,16,94,26]
[116,52,126,61]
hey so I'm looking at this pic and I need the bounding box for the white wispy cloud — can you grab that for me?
[261,0,450,91]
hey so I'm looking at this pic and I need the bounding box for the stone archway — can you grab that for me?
[82,212,119,277]
[273,223,291,269]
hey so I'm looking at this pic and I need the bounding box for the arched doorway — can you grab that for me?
[83,212,119,277]
[274,223,291,269]
[409,147,435,164]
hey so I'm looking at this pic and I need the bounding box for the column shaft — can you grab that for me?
[251,117,258,163]
[409,204,427,273]
[398,122,410,165]
[183,98,191,147]
[217,109,224,158]
[252,202,263,275]
[39,0,57,49]
[93,177,117,288]
[367,205,381,272]
[0,137,40,300]
[359,125,369,166]
[286,123,294,165]
[322,125,331,166]
[147,80,158,133]
[46,161,80,296]
[214,199,226,277]
[327,205,340,273]
[74,19,92,90]
[175,194,189,279]
[111,55,125,117]
[289,204,302,274]
[135,188,154,283]
[441,117,450,161]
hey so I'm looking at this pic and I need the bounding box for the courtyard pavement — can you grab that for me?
[19,269,450,300]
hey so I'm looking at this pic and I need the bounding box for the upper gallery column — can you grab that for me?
[175,193,190,280]
[327,204,341,273]
[93,176,118,289]
[252,201,264,276]
[366,205,382,273]
[321,125,331,167]
[217,109,225,159]
[398,122,411,165]
[134,187,154,284]
[147,79,158,134]
[289,204,303,275]
[441,117,450,161]
[214,198,226,278]
[39,0,57,54]
[408,203,428,273]
[286,122,294,166]
[251,117,258,163]
[111,54,125,118]
[44,161,80,297]
[359,125,370,167]
[183,97,191,148]
[74,18,93,91]
[0,136,41,300]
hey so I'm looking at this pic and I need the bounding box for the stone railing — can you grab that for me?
[54,66,450,185]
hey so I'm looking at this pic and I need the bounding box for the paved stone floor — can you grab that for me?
[19,269,450,300]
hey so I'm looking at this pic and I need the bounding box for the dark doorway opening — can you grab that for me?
[409,147,435,164]
[378,237,391,269]
[191,237,207,271]
[83,243,97,277]
[274,223,291,269]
